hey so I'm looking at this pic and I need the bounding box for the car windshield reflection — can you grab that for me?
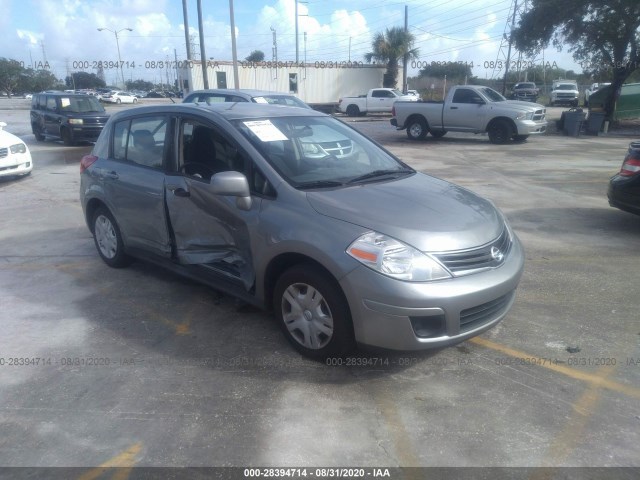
[233,116,413,189]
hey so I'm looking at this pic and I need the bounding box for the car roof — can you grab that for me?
[187,89,299,98]
[108,103,326,123]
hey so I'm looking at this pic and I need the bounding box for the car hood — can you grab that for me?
[499,100,545,111]
[0,129,24,146]
[306,173,503,252]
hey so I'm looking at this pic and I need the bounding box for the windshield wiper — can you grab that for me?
[295,180,344,190]
[347,168,413,185]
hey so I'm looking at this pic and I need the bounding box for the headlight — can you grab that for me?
[516,111,533,120]
[69,118,83,125]
[10,143,26,154]
[347,232,451,282]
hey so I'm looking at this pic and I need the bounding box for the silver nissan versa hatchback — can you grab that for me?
[80,103,524,359]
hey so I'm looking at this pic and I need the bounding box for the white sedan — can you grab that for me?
[0,122,33,178]
[102,91,138,104]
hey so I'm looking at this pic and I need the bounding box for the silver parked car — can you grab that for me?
[80,103,524,359]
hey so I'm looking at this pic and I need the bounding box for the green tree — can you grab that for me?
[512,0,640,118]
[419,62,474,83]
[365,27,419,88]
[126,79,154,91]
[0,58,26,98]
[65,72,106,89]
[22,68,59,92]
[245,50,265,62]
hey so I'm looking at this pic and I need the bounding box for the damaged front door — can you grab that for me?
[165,118,259,291]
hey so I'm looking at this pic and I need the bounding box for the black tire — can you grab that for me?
[406,117,428,140]
[487,119,513,144]
[92,207,133,268]
[61,128,74,146]
[346,104,360,117]
[133,98,138,104]
[116,98,122,104]
[273,264,354,360]
[33,125,45,141]
[513,135,529,142]
[430,130,447,138]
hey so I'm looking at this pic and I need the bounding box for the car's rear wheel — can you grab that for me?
[61,128,74,146]
[133,98,138,104]
[92,207,133,268]
[487,119,513,144]
[346,105,360,117]
[274,265,354,360]
[406,117,427,140]
[33,125,45,141]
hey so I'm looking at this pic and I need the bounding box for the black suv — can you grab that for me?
[30,92,110,145]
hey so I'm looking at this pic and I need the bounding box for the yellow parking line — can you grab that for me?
[470,337,640,399]
[76,443,142,480]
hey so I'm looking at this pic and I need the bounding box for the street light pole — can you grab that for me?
[97,27,133,89]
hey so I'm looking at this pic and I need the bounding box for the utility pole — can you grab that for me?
[271,27,278,79]
[196,0,209,89]
[402,5,408,94]
[229,0,240,89]
[502,0,517,95]
[295,0,299,63]
[182,0,192,60]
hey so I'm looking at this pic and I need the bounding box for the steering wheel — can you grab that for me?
[180,163,215,179]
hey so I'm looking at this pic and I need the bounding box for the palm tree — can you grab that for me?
[365,27,419,88]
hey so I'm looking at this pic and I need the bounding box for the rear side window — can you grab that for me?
[46,96,57,111]
[112,116,167,169]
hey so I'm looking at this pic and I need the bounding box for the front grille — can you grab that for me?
[532,109,545,121]
[556,93,575,98]
[460,292,514,333]
[433,228,511,276]
[0,148,7,158]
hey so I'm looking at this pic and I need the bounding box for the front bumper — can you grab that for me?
[515,119,547,135]
[339,234,525,350]
[0,152,33,177]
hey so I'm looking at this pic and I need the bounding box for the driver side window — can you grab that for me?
[179,120,246,180]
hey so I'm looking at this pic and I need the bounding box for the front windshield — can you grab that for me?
[261,95,310,109]
[233,116,412,188]
[480,87,506,102]
[557,84,575,90]
[60,96,105,113]
[516,83,535,89]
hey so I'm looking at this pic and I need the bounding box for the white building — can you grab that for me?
[179,60,391,109]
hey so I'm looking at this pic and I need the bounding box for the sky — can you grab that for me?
[0,0,582,86]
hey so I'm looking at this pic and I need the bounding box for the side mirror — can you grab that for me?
[210,171,252,211]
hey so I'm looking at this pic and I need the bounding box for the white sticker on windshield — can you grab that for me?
[253,97,268,104]
[61,98,71,107]
[243,120,288,142]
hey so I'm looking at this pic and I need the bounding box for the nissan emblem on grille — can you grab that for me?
[491,246,504,262]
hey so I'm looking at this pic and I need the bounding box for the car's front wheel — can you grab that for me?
[487,119,513,144]
[61,128,74,146]
[116,98,121,104]
[274,265,354,360]
[92,207,133,268]
[133,98,138,104]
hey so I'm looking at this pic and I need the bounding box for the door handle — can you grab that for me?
[167,184,190,197]
[450,106,458,109]
[104,171,119,180]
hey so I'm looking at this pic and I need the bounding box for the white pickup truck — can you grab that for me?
[391,85,547,144]
[338,88,417,116]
